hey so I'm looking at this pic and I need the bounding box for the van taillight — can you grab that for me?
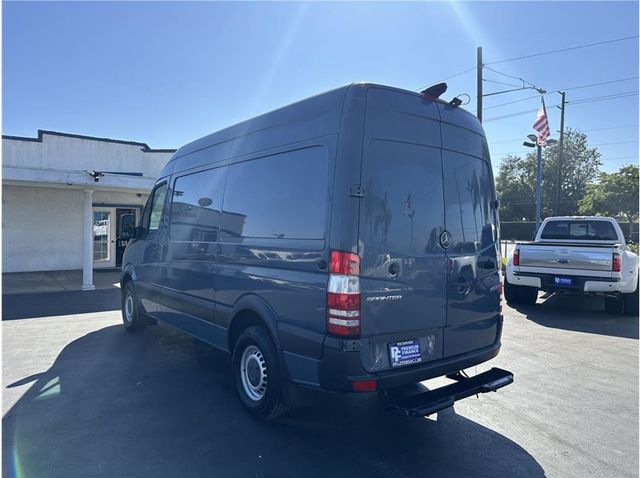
[612,253,621,272]
[513,249,520,266]
[327,251,361,337]
[329,250,360,275]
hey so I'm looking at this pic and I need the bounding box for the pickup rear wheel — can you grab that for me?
[604,295,624,315]
[622,283,639,317]
[518,286,538,305]
[232,326,289,420]
[504,281,521,304]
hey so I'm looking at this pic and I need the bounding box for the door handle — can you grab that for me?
[453,276,473,296]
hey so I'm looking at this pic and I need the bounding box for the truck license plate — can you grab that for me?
[389,339,422,368]
[554,277,572,286]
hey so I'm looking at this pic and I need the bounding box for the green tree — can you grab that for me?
[578,164,639,236]
[496,129,601,221]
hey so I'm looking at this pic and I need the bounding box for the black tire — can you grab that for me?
[604,295,624,315]
[622,283,639,317]
[518,286,538,305]
[232,326,289,420]
[121,281,147,332]
[504,280,521,304]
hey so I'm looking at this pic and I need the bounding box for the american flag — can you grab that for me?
[533,99,550,146]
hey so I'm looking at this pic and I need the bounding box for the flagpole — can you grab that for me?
[535,140,542,233]
[535,98,546,233]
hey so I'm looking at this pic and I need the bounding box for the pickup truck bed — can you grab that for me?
[516,241,620,274]
[504,217,638,316]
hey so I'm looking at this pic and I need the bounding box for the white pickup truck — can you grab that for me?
[505,216,638,315]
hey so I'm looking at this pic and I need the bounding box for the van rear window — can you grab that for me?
[443,152,497,254]
[540,220,618,241]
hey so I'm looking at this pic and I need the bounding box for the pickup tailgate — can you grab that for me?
[519,243,614,272]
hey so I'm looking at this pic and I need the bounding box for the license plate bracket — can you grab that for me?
[389,339,422,368]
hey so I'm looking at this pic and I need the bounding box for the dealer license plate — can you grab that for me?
[554,276,573,286]
[389,339,422,368]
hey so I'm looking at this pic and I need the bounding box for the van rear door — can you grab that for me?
[438,105,501,358]
[357,88,447,373]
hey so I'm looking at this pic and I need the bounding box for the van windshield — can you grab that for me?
[540,220,618,241]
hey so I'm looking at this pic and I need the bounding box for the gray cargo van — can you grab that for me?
[121,83,512,419]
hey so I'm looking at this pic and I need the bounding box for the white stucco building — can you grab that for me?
[2,130,174,289]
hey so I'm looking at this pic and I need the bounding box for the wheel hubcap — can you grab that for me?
[240,345,267,401]
[124,293,134,323]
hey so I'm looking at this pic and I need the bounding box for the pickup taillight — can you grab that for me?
[513,249,520,266]
[612,252,621,272]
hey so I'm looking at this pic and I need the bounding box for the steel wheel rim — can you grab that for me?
[124,292,134,324]
[240,344,268,402]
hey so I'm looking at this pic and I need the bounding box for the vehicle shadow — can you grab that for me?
[3,324,545,478]
[509,293,639,339]
[2,288,121,321]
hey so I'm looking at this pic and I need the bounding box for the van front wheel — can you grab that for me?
[232,326,289,420]
[122,282,146,332]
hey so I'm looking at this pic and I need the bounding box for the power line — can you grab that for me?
[561,76,639,91]
[484,105,559,123]
[568,91,639,105]
[492,139,639,156]
[441,66,476,81]
[487,90,638,122]
[483,78,523,88]
[489,125,638,146]
[601,155,639,161]
[485,34,639,65]
[483,94,542,111]
[483,77,638,113]
[593,140,639,147]
[583,124,638,132]
[483,65,538,89]
[417,66,476,90]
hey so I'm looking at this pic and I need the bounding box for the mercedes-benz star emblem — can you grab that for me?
[439,230,452,249]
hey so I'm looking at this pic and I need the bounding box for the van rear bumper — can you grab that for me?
[284,330,503,392]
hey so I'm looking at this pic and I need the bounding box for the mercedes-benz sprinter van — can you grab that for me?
[121,83,512,420]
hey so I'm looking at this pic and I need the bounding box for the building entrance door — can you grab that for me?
[93,208,115,268]
[116,208,137,267]
[93,207,138,269]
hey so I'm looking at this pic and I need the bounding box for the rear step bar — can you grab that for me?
[385,367,513,417]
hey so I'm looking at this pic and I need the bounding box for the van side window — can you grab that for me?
[170,167,226,243]
[221,147,328,240]
[146,183,168,232]
[443,153,497,254]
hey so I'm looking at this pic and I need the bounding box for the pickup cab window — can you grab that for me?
[540,220,618,241]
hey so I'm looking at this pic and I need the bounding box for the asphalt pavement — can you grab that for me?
[2,287,638,477]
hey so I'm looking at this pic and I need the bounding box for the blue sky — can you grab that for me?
[3,1,638,172]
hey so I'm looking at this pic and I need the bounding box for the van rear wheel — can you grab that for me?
[232,326,289,420]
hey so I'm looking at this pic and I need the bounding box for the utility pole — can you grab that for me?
[477,46,483,122]
[555,91,566,215]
